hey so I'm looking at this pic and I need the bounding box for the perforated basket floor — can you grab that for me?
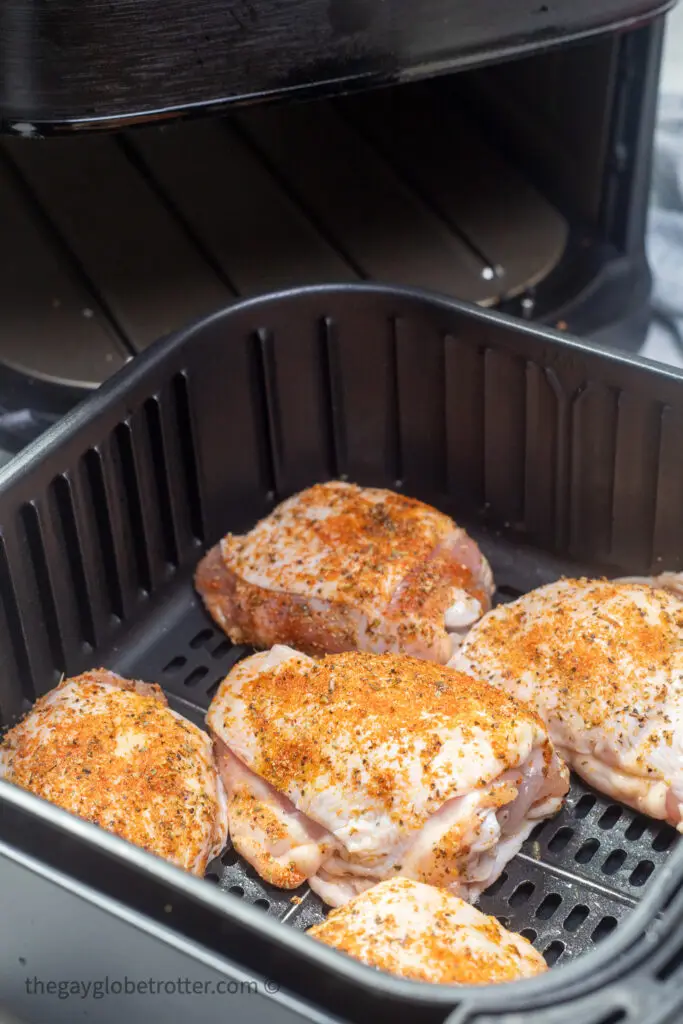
[104,524,680,972]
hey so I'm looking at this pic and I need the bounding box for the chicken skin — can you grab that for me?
[195,481,494,663]
[308,877,548,984]
[207,647,568,906]
[454,577,683,829]
[0,670,228,875]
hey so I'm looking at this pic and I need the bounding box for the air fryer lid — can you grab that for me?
[0,0,675,132]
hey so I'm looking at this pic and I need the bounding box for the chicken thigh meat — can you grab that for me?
[196,481,494,663]
[207,647,568,906]
[454,577,683,829]
[308,877,548,984]
[0,669,228,874]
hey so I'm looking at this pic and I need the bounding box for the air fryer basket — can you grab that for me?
[2,284,683,1024]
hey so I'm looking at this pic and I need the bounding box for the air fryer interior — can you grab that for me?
[0,32,629,407]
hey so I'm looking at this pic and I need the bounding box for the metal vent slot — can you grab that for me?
[114,423,153,596]
[592,917,618,942]
[0,533,32,715]
[543,940,565,966]
[319,317,346,481]
[143,397,180,569]
[444,335,485,508]
[125,407,174,594]
[249,332,278,500]
[51,474,97,650]
[82,448,125,622]
[154,381,204,566]
[394,315,444,492]
[564,905,590,932]
[19,502,65,676]
[172,372,204,544]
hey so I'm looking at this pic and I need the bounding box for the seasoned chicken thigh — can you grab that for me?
[308,877,548,984]
[0,670,228,874]
[207,647,568,906]
[454,577,683,829]
[196,481,494,663]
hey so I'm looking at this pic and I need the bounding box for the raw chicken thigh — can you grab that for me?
[308,877,548,984]
[454,577,683,829]
[0,670,228,874]
[196,481,494,663]
[207,646,568,906]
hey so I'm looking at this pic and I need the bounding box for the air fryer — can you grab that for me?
[0,10,672,445]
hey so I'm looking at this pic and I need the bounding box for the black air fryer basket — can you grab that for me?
[2,284,683,1024]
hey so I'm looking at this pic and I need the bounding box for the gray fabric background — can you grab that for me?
[642,3,683,366]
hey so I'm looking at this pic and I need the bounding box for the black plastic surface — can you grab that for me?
[3,283,683,1021]
[0,0,676,131]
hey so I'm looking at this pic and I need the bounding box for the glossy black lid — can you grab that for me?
[0,0,675,133]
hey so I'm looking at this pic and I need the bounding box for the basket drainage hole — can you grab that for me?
[229,885,245,898]
[528,821,548,842]
[163,656,187,674]
[536,892,565,925]
[212,640,233,659]
[629,860,654,887]
[563,905,589,933]
[575,838,600,864]
[190,629,215,649]
[253,898,270,910]
[520,928,537,944]
[653,828,676,852]
[484,871,508,898]
[543,941,565,967]
[496,916,510,929]
[548,826,574,853]
[601,849,626,876]
[574,794,596,820]
[508,881,535,908]
[184,666,209,687]
[625,816,648,842]
[591,916,617,943]
[598,805,622,830]
[221,847,239,867]
[536,894,562,921]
